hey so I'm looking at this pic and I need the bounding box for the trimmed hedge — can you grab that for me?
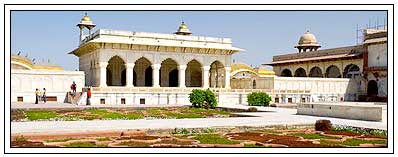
[189,89,218,109]
[247,92,271,106]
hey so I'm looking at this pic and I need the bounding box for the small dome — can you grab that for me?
[77,13,96,28]
[81,15,91,22]
[298,31,319,45]
[294,31,321,52]
[256,67,275,76]
[175,21,192,35]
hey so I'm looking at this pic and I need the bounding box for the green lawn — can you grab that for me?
[191,134,240,145]
[320,138,386,146]
[290,133,340,139]
[64,142,107,147]
[45,138,78,143]
[24,110,57,121]
[12,107,233,121]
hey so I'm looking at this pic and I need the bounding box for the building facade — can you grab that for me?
[11,54,85,103]
[362,29,387,101]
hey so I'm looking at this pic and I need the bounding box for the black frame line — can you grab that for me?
[4,3,394,155]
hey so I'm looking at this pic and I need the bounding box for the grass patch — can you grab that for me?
[145,108,164,115]
[320,138,386,146]
[290,133,340,139]
[192,134,240,145]
[181,107,230,115]
[45,138,78,143]
[96,137,111,141]
[125,113,144,119]
[118,141,151,147]
[64,142,107,147]
[85,109,109,114]
[14,136,27,142]
[24,110,57,121]
[165,112,204,119]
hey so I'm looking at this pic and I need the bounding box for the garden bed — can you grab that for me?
[11,126,387,148]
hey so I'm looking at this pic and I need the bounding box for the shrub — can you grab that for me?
[247,92,271,106]
[315,119,332,131]
[15,136,27,142]
[189,89,218,109]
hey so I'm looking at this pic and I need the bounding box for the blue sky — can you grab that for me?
[11,11,386,70]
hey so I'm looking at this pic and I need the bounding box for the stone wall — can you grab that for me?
[11,70,85,103]
[367,43,387,67]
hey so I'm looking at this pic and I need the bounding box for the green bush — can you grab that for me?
[189,89,218,109]
[247,92,271,106]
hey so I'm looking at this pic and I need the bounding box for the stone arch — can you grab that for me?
[206,58,226,68]
[134,57,152,87]
[106,56,126,86]
[133,54,155,65]
[281,69,293,77]
[294,68,307,77]
[210,60,225,88]
[325,65,341,78]
[186,59,202,87]
[309,66,323,77]
[367,80,378,96]
[159,55,181,66]
[343,64,360,78]
[160,58,179,87]
[102,53,128,65]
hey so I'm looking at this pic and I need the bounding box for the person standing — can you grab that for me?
[35,88,39,104]
[37,88,41,103]
[72,81,77,96]
[86,88,91,106]
[42,88,47,104]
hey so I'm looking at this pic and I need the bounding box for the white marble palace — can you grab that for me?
[11,13,387,105]
[71,15,242,89]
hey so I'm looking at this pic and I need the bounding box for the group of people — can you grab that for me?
[34,81,92,105]
[35,88,47,104]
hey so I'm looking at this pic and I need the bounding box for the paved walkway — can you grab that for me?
[11,104,387,134]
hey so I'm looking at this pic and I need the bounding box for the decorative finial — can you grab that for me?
[17,51,21,56]
[85,12,88,16]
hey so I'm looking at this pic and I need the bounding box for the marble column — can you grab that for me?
[125,63,135,87]
[99,62,108,87]
[152,64,161,87]
[202,66,210,88]
[224,67,231,89]
[210,69,216,88]
[178,65,187,88]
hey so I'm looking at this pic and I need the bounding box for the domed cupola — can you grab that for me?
[174,21,192,35]
[294,30,321,53]
[76,12,96,44]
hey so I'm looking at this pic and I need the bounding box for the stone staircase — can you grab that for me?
[65,92,82,105]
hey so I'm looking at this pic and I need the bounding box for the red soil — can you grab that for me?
[227,132,330,147]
